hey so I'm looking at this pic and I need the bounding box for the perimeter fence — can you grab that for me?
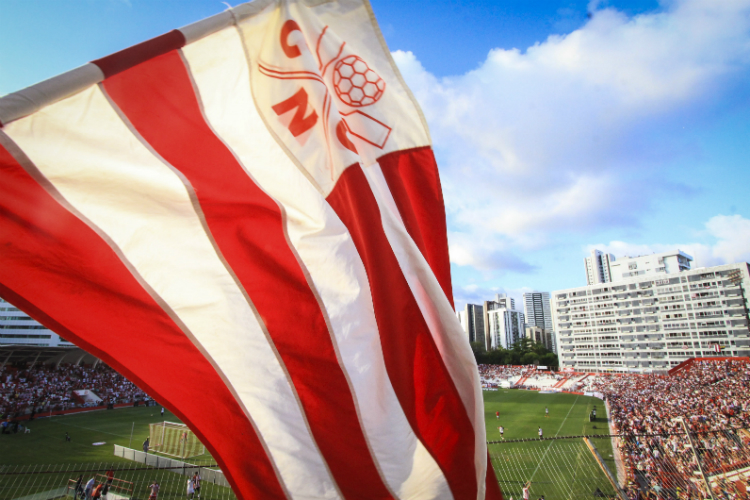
[489,426,750,500]
[0,461,235,500]
[4,427,749,500]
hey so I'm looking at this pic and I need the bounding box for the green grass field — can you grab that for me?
[485,389,618,499]
[0,391,619,499]
[0,407,227,500]
[0,406,204,466]
[483,389,610,442]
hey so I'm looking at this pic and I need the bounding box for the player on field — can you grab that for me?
[495,411,499,419]
[522,481,531,500]
[545,406,549,418]
[538,427,543,439]
[498,425,504,440]
[192,471,201,498]
[187,478,195,500]
[148,481,160,500]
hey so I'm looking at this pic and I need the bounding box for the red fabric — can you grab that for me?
[378,147,454,308]
[92,30,185,79]
[327,163,477,500]
[485,453,504,499]
[102,50,393,500]
[0,140,286,500]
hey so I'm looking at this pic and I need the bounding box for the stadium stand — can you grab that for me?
[0,347,149,420]
[480,359,750,498]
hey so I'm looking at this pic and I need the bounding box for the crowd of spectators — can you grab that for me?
[478,364,533,383]
[480,359,750,498]
[588,359,750,499]
[1,363,148,420]
[478,364,565,390]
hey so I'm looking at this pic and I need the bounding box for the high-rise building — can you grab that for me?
[0,297,74,347]
[552,262,750,373]
[457,303,484,344]
[484,294,525,350]
[524,326,554,351]
[584,249,615,285]
[523,291,555,352]
[608,250,692,282]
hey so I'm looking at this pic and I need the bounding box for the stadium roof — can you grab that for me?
[0,345,100,367]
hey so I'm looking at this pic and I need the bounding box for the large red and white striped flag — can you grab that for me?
[0,1,501,498]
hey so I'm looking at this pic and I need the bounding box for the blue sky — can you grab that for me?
[3,0,750,310]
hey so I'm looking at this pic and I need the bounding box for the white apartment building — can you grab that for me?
[457,303,484,344]
[0,297,75,347]
[585,250,615,285]
[552,263,750,373]
[523,291,556,352]
[484,294,525,350]
[609,250,692,282]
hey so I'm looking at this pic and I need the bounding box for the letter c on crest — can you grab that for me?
[280,20,303,58]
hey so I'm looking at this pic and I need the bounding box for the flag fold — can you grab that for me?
[0,1,500,498]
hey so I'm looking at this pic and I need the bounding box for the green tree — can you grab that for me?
[521,352,538,365]
[470,342,487,364]
[469,335,560,369]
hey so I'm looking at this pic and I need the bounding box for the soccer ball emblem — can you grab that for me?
[333,55,385,107]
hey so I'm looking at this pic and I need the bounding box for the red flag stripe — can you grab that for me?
[327,163,477,500]
[377,147,454,308]
[362,161,487,487]
[102,50,394,500]
[485,453,504,500]
[5,83,334,499]
[0,135,287,500]
[93,30,186,79]
[181,27,452,497]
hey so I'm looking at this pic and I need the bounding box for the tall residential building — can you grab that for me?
[524,326,554,352]
[0,297,74,347]
[552,262,750,373]
[484,294,525,350]
[523,291,555,352]
[584,249,615,285]
[608,250,692,282]
[523,292,553,330]
[457,303,484,344]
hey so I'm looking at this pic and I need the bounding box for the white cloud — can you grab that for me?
[448,231,537,272]
[587,214,750,267]
[393,0,750,271]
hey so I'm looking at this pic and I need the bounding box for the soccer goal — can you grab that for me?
[149,421,205,459]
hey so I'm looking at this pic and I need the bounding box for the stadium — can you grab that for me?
[2,0,750,499]
[2,344,748,499]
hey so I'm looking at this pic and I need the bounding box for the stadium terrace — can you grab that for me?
[480,358,750,498]
[1,363,148,421]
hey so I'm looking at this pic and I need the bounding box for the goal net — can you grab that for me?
[148,421,205,459]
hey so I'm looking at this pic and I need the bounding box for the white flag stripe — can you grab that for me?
[3,87,340,500]
[362,163,488,499]
[182,26,452,499]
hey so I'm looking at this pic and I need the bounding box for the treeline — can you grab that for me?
[470,337,559,369]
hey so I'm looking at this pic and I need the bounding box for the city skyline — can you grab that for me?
[3,0,749,311]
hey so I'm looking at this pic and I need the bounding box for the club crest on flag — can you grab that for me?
[254,12,394,190]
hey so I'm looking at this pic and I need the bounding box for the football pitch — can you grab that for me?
[0,391,617,499]
[485,389,618,500]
